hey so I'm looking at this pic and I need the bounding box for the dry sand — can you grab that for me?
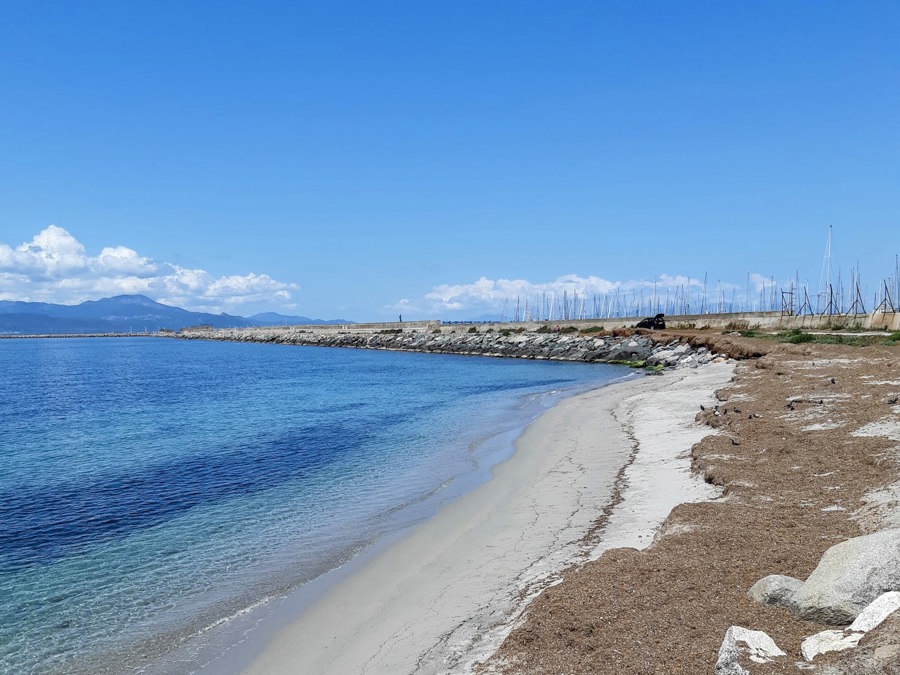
[239,362,735,674]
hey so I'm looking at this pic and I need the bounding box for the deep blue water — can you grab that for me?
[0,337,627,673]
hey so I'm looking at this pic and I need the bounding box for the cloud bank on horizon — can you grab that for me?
[0,225,792,321]
[0,226,298,314]
[2,226,789,321]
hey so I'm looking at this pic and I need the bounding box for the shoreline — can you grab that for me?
[231,361,734,674]
[151,366,635,675]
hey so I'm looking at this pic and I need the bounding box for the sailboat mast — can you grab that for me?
[818,225,833,314]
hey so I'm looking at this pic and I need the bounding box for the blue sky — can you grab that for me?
[1,1,898,320]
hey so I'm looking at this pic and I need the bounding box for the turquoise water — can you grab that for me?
[0,337,627,673]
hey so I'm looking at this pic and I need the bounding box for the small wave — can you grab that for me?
[371,477,456,520]
[191,596,274,637]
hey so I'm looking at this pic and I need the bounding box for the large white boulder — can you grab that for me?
[790,528,900,625]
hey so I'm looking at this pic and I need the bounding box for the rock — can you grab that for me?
[801,629,863,661]
[715,626,786,674]
[849,591,900,632]
[646,349,678,367]
[748,574,804,608]
[605,338,653,362]
[790,529,900,625]
[817,612,900,674]
[678,354,698,368]
[800,592,900,662]
[180,327,707,370]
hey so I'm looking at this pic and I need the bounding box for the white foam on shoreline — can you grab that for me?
[233,362,734,675]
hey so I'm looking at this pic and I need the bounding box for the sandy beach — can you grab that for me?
[237,360,734,674]
[201,333,900,674]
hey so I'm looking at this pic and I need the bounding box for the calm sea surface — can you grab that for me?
[0,337,628,673]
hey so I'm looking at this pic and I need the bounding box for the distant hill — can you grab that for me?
[0,295,353,335]
[248,312,350,326]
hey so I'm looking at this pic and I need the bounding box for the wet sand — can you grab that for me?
[239,361,734,674]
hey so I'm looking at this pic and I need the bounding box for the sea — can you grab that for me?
[0,336,630,674]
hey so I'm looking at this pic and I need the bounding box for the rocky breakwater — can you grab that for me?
[179,326,728,369]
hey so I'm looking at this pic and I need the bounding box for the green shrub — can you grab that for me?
[608,359,647,368]
[778,329,814,343]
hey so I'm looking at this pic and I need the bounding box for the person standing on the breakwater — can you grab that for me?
[399,315,402,323]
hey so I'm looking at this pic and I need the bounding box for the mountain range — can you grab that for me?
[0,295,351,335]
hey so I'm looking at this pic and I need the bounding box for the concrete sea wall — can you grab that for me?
[183,309,898,340]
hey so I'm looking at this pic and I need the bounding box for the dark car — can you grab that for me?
[636,313,666,329]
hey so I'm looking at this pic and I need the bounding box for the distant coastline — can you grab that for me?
[0,294,350,336]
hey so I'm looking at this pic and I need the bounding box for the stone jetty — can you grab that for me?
[178,325,729,369]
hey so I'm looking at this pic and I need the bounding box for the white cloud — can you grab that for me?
[388,272,752,319]
[94,245,158,277]
[1,224,87,278]
[749,272,775,292]
[0,225,299,313]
